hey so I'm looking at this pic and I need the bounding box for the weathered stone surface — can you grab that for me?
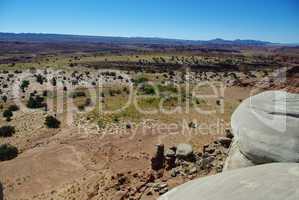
[159,163,299,200]
[223,140,254,170]
[230,91,299,164]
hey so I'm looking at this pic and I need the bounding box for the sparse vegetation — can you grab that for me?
[45,115,61,128]
[70,91,86,98]
[20,80,30,91]
[0,125,15,137]
[27,95,45,109]
[139,83,156,95]
[2,95,7,103]
[3,109,13,121]
[8,104,19,112]
[0,23,298,200]
[0,144,18,161]
[133,76,149,85]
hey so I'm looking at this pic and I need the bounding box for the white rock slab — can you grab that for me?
[159,163,299,200]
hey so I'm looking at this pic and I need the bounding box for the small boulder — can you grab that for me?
[176,144,193,159]
[165,149,176,157]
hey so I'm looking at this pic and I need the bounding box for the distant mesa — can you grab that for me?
[0,32,273,46]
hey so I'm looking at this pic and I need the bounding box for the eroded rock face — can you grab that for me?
[228,91,299,168]
[159,163,299,200]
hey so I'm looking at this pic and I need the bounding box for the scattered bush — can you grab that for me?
[77,104,85,111]
[45,115,61,128]
[97,119,105,129]
[2,95,7,103]
[26,95,45,109]
[133,76,148,85]
[0,125,15,137]
[42,90,48,97]
[0,144,18,161]
[85,98,92,106]
[123,87,130,94]
[3,109,13,121]
[101,71,116,77]
[20,80,30,91]
[140,84,156,95]
[35,74,45,84]
[70,91,86,98]
[112,115,120,123]
[51,77,57,86]
[108,89,121,96]
[158,84,178,93]
[8,104,19,112]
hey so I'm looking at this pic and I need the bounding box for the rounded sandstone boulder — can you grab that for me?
[231,91,299,164]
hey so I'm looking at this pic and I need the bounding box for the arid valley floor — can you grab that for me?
[0,38,298,200]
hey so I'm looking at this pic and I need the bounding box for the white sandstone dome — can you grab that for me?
[231,91,299,163]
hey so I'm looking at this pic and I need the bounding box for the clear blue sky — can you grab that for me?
[0,0,298,43]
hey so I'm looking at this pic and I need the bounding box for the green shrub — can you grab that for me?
[140,83,156,95]
[112,115,120,123]
[0,144,18,161]
[45,115,61,128]
[0,125,15,137]
[97,119,105,129]
[20,80,30,91]
[133,76,148,85]
[158,84,178,93]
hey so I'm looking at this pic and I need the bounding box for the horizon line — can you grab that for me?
[1,31,299,45]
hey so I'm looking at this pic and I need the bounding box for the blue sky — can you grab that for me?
[0,0,298,43]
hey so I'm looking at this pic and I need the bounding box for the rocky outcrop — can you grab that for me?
[159,163,299,200]
[151,144,165,170]
[158,91,299,199]
[224,91,299,170]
